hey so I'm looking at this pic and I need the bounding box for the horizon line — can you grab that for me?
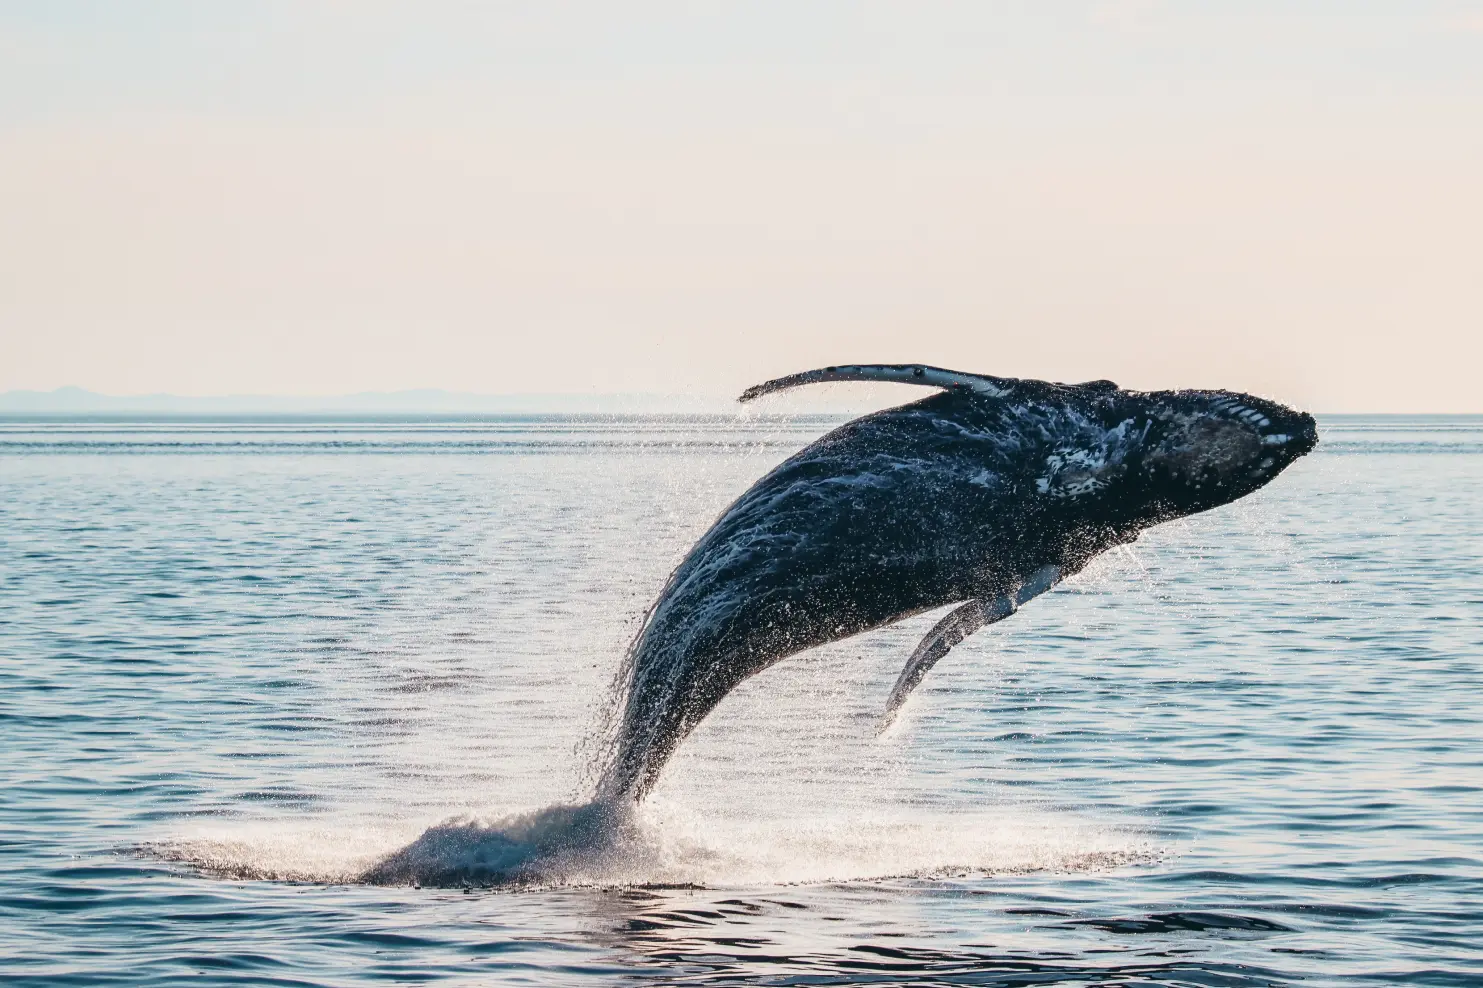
[0,386,1475,418]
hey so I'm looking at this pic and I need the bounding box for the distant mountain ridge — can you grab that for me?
[0,387,1434,418]
[0,387,735,415]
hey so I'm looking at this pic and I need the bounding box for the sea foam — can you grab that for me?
[147,800,1160,889]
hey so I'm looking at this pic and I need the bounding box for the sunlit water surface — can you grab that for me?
[2,414,1480,986]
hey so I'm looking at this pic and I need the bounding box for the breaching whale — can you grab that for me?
[595,364,1317,804]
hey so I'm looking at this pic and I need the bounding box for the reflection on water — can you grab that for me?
[2,414,1481,986]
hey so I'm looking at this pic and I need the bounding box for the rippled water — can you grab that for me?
[2,413,1480,986]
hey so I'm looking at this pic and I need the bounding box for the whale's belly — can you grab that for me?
[637,454,1039,695]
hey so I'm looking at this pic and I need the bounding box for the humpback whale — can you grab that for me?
[596,364,1317,804]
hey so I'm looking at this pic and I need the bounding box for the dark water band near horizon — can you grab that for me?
[2,414,1480,986]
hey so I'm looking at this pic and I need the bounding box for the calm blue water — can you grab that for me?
[2,414,1480,986]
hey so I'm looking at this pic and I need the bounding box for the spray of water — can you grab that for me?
[147,801,1160,888]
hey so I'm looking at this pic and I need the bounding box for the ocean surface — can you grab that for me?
[2,413,1480,987]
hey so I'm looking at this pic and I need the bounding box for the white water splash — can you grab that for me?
[147,801,1161,889]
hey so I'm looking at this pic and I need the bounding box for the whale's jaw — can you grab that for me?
[1132,390,1316,520]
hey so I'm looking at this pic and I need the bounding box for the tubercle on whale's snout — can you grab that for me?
[1169,393,1317,459]
[1205,395,1316,452]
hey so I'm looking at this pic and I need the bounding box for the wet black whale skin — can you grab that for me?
[601,378,1315,801]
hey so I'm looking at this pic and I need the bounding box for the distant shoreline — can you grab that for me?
[1,413,1479,427]
[0,387,742,416]
[0,410,853,424]
[3,389,1477,420]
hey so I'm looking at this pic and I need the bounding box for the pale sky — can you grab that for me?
[2,2,1480,411]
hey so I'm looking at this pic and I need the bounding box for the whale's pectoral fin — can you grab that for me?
[880,565,1061,730]
[738,364,1014,403]
[880,598,1005,730]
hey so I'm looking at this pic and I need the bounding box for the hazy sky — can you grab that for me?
[2,2,1480,410]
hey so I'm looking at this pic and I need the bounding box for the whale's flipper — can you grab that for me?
[880,598,1004,730]
[881,565,1061,729]
[739,364,1013,403]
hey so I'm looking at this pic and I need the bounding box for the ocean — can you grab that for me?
[2,414,1480,986]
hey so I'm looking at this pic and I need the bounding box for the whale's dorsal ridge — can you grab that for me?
[738,364,1014,403]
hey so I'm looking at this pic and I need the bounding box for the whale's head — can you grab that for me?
[1118,388,1317,520]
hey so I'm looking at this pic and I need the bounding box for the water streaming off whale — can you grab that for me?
[4,413,1482,986]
